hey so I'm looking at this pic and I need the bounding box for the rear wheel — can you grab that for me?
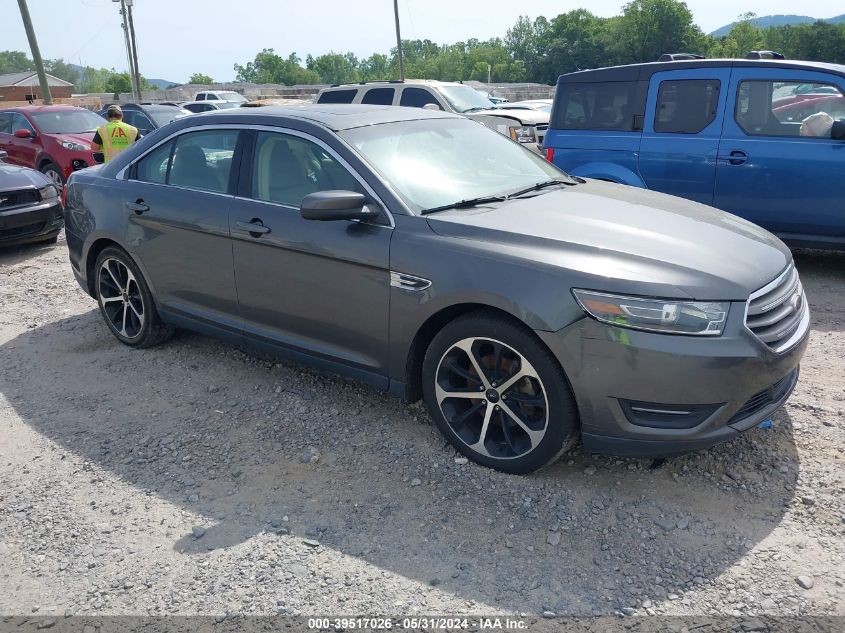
[94,246,172,348]
[422,311,579,474]
[40,162,65,189]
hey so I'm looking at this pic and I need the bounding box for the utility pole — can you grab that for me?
[125,0,143,100]
[16,0,52,104]
[393,0,405,81]
[113,0,137,100]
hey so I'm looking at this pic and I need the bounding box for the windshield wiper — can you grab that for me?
[506,179,578,198]
[420,195,508,215]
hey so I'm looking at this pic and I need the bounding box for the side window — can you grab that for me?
[654,79,720,134]
[552,81,640,131]
[121,111,138,127]
[737,80,845,138]
[251,131,361,208]
[168,130,238,193]
[362,88,395,105]
[11,113,35,134]
[206,93,219,100]
[196,94,205,101]
[134,113,153,131]
[136,140,173,184]
[399,87,440,108]
[0,113,11,134]
[317,89,357,104]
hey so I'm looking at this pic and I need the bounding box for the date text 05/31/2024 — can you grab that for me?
[307,617,528,630]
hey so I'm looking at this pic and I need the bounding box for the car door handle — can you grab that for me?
[125,200,149,214]
[718,150,748,166]
[235,219,271,237]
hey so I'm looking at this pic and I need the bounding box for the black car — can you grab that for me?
[62,106,807,473]
[96,103,190,135]
[0,150,63,246]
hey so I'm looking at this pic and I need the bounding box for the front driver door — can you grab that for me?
[713,69,845,240]
[229,129,392,387]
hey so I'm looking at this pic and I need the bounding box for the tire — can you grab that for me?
[94,246,173,348]
[40,162,65,189]
[422,311,579,474]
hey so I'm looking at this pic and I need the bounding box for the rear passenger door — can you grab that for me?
[713,69,845,240]
[121,128,243,338]
[638,68,731,206]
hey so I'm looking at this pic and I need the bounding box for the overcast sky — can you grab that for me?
[2,0,840,83]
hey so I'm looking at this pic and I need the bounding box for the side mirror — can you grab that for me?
[422,103,442,111]
[14,129,33,139]
[0,150,7,161]
[300,190,379,222]
[92,152,105,164]
[832,120,845,141]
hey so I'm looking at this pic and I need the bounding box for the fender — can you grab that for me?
[567,162,646,188]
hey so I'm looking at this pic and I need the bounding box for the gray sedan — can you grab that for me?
[61,106,808,473]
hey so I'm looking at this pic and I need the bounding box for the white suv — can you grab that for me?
[194,90,248,105]
[316,80,543,150]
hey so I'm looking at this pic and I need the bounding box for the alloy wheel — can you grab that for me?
[98,257,145,340]
[43,168,63,189]
[435,337,549,459]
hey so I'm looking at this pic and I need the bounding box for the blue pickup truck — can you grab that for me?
[543,58,845,249]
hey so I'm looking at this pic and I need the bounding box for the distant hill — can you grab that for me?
[711,14,845,37]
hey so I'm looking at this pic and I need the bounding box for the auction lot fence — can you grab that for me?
[0,617,841,632]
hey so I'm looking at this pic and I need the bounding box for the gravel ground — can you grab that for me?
[0,233,843,619]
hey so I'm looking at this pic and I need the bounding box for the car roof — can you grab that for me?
[558,59,845,84]
[183,104,462,131]
[0,104,87,113]
[324,79,465,90]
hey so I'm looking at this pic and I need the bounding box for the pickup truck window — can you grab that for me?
[552,81,639,131]
[737,80,845,138]
[317,89,357,104]
[654,79,720,134]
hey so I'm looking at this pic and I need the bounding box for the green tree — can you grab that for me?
[233,49,320,85]
[0,50,34,74]
[188,72,214,84]
[306,52,359,84]
[104,72,132,96]
[610,0,704,65]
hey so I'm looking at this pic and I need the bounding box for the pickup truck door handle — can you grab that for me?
[125,200,149,214]
[235,219,271,237]
[718,150,748,166]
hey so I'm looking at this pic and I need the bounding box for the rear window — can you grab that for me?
[552,81,642,131]
[362,88,395,105]
[317,89,357,104]
[399,88,440,108]
[654,79,721,134]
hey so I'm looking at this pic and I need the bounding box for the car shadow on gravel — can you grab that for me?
[1,308,802,615]
[0,239,61,266]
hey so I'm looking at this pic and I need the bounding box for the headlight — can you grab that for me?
[60,140,90,151]
[573,289,729,336]
[508,125,536,143]
[38,185,59,201]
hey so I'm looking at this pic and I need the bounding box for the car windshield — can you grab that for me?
[341,118,568,213]
[31,109,105,134]
[216,92,247,102]
[438,85,496,113]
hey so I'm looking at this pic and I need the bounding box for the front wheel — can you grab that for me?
[422,312,579,474]
[40,162,65,189]
[94,246,172,348]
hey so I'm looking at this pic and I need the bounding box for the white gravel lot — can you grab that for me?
[0,233,843,620]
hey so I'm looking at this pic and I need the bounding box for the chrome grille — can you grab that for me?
[745,263,809,352]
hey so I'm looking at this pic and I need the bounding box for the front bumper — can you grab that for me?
[538,305,809,457]
[0,199,63,247]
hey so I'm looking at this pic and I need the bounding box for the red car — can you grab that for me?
[773,94,845,124]
[0,105,106,188]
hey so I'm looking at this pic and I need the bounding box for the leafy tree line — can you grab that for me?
[234,1,845,86]
[0,50,154,94]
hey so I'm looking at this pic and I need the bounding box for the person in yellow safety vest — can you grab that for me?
[91,105,141,163]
